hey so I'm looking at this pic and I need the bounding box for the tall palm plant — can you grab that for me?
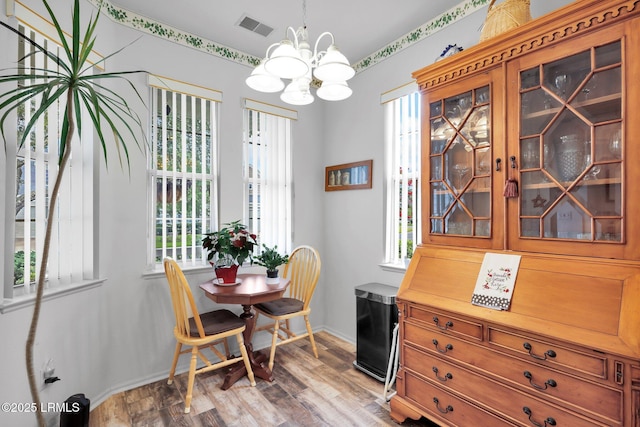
[0,1,146,425]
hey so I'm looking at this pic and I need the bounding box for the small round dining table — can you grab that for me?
[199,273,289,390]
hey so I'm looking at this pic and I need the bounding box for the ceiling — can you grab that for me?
[108,0,457,63]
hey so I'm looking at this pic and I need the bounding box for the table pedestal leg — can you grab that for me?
[221,304,274,390]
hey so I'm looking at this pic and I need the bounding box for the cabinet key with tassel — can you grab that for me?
[504,156,518,198]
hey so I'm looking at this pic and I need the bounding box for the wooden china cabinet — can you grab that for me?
[391,1,640,426]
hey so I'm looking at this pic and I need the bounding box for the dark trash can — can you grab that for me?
[353,283,398,381]
[59,393,90,427]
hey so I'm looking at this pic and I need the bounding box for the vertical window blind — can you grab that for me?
[11,24,96,295]
[148,76,220,267]
[242,100,294,253]
[383,88,421,265]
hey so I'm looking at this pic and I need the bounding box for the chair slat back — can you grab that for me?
[283,246,321,309]
[163,258,206,338]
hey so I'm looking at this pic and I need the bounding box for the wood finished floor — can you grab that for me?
[89,331,438,427]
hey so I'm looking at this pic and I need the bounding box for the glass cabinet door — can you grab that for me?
[429,85,492,238]
[518,40,622,243]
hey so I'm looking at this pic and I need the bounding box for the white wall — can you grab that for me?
[0,0,572,425]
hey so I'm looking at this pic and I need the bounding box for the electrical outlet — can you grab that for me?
[43,367,55,379]
[42,358,55,380]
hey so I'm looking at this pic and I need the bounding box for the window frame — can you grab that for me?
[242,99,295,254]
[146,75,221,270]
[382,87,422,269]
[1,9,104,311]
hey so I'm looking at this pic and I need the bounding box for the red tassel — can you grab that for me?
[503,156,519,198]
[504,178,518,198]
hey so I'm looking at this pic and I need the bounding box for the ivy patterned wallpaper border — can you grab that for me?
[87,0,490,73]
[354,0,490,72]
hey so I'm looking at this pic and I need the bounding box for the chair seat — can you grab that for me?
[255,298,304,316]
[189,309,244,337]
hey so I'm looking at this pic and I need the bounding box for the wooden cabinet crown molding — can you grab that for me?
[412,0,640,90]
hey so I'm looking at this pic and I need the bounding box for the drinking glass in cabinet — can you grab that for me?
[468,108,489,146]
[431,157,442,180]
[609,129,622,158]
[553,71,572,99]
[452,163,471,190]
[582,142,600,181]
[521,139,539,169]
[476,148,491,176]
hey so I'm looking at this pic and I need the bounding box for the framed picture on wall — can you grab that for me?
[325,159,373,191]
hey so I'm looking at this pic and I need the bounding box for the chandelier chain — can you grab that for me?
[302,0,307,29]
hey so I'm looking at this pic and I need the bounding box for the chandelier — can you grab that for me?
[245,0,355,105]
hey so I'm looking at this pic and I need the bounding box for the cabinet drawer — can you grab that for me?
[488,327,608,379]
[403,322,623,424]
[403,371,513,427]
[406,305,483,341]
[404,346,612,427]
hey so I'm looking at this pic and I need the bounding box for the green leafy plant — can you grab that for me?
[255,244,289,275]
[202,220,257,267]
[0,1,146,425]
[13,250,36,285]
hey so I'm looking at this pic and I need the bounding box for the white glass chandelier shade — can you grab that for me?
[313,45,355,82]
[316,80,352,101]
[247,23,354,105]
[280,79,314,105]
[245,59,285,93]
[264,39,309,79]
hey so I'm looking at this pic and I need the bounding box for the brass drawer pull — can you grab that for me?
[523,371,557,390]
[523,342,556,360]
[433,397,454,414]
[523,406,556,426]
[432,366,453,382]
[432,316,453,331]
[432,339,453,354]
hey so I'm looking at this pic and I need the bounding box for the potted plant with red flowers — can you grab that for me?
[202,220,257,283]
[255,244,289,283]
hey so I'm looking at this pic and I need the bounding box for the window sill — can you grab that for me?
[0,279,105,314]
[142,263,213,280]
[379,262,410,273]
[142,263,266,280]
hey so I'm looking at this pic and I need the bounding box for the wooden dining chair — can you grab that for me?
[163,258,255,413]
[254,245,321,370]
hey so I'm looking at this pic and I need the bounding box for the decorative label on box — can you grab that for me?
[471,253,521,310]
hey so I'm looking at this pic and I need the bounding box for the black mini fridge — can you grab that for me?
[353,283,398,381]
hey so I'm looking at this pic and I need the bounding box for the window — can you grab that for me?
[242,99,295,253]
[5,22,98,301]
[148,76,220,268]
[383,89,421,266]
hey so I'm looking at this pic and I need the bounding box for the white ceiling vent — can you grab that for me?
[237,14,274,37]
